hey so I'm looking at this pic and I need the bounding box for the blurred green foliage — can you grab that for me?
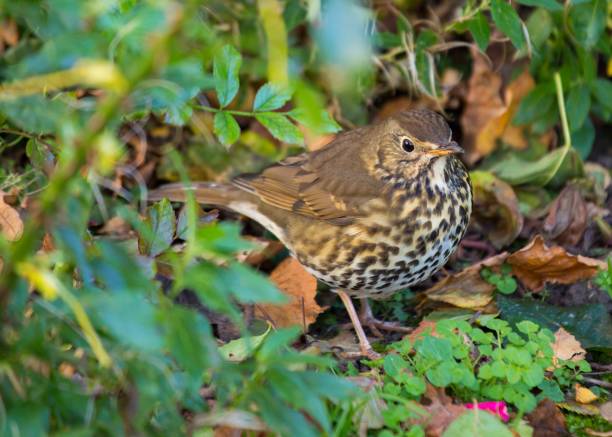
[0,0,608,435]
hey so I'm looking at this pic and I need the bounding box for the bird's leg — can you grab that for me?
[359,299,413,336]
[335,290,381,360]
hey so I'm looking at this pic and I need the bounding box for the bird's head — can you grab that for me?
[367,109,464,183]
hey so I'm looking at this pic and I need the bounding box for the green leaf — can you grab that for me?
[522,365,544,387]
[256,113,304,144]
[526,8,553,51]
[442,410,513,437]
[0,95,72,134]
[139,198,175,257]
[163,305,218,375]
[415,336,453,362]
[489,147,582,187]
[219,325,271,362]
[289,108,341,134]
[384,354,409,379]
[516,0,562,10]
[86,293,163,352]
[498,295,612,351]
[591,78,612,112]
[566,84,591,131]
[213,45,242,107]
[516,320,539,334]
[253,83,292,111]
[467,12,490,52]
[224,262,285,303]
[513,83,555,125]
[537,380,565,402]
[194,222,254,257]
[490,0,526,51]
[571,117,595,159]
[568,0,607,49]
[213,111,241,145]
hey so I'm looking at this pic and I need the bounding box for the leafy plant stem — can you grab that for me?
[194,105,291,117]
[554,72,571,149]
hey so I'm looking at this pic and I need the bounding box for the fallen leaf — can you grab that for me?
[526,399,568,437]
[424,253,508,309]
[575,383,598,404]
[507,235,606,291]
[254,257,325,330]
[543,185,588,246]
[305,329,361,356]
[558,400,600,416]
[194,409,267,434]
[471,171,523,248]
[585,162,611,205]
[407,319,439,343]
[418,384,467,436]
[460,52,506,159]
[461,56,535,163]
[600,401,612,422]
[551,327,586,367]
[0,191,23,241]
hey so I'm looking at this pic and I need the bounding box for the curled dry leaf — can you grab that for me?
[0,191,24,241]
[507,235,606,292]
[254,257,325,330]
[461,54,535,163]
[526,399,568,437]
[471,171,523,248]
[575,384,598,404]
[424,252,508,309]
[543,185,588,246]
[551,327,586,368]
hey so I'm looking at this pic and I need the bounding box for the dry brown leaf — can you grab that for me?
[527,399,568,437]
[576,384,598,404]
[543,185,588,246]
[407,319,439,343]
[599,401,612,422]
[254,257,325,330]
[306,329,361,355]
[417,384,466,436]
[558,400,600,416]
[507,235,606,291]
[471,171,523,248]
[551,327,586,368]
[424,252,509,309]
[461,58,536,163]
[0,191,23,241]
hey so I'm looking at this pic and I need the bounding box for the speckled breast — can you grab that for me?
[290,156,472,299]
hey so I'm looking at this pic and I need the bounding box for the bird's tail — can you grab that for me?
[148,182,246,207]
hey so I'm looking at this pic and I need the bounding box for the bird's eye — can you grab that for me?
[401,138,414,153]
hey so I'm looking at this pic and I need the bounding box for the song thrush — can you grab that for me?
[149,109,472,358]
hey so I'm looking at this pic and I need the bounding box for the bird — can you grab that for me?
[149,109,472,358]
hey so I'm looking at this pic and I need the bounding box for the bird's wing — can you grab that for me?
[232,129,386,225]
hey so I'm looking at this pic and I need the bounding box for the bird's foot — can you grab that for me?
[359,316,413,338]
[359,299,412,338]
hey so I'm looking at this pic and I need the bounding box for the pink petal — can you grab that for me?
[465,401,510,422]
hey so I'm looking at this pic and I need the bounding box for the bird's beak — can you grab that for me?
[428,141,464,156]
